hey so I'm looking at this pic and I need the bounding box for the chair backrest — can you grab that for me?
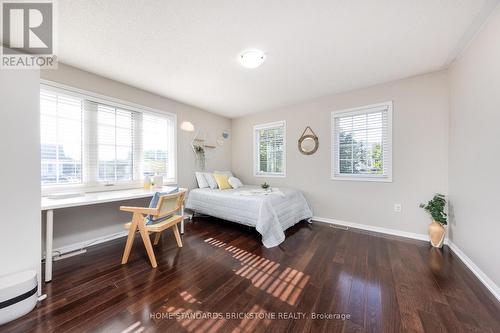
[153,191,185,220]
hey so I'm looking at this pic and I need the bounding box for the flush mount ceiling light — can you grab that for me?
[239,49,266,69]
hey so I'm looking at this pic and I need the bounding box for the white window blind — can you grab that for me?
[96,105,135,182]
[332,102,392,181]
[40,90,83,185]
[254,121,286,177]
[40,84,176,191]
[142,113,176,183]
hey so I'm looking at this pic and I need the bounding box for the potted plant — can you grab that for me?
[193,145,206,170]
[420,194,447,248]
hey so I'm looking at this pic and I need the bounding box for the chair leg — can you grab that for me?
[122,215,139,265]
[172,224,183,248]
[153,232,161,246]
[137,220,158,268]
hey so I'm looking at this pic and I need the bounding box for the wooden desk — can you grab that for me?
[41,186,187,283]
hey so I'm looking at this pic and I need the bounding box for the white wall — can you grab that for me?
[41,64,232,250]
[449,5,500,287]
[0,69,41,280]
[232,71,449,236]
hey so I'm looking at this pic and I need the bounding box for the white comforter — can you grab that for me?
[185,186,313,248]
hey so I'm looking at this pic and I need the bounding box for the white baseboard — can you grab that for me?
[447,241,500,302]
[313,216,500,303]
[312,216,429,242]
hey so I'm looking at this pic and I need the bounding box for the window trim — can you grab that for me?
[253,120,286,178]
[331,101,393,182]
[40,80,178,194]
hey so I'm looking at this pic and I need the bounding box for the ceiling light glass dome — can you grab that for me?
[239,49,266,69]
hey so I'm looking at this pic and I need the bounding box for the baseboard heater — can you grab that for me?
[0,270,38,325]
[329,224,349,230]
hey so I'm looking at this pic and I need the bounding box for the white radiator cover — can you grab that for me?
[0,270,38,325]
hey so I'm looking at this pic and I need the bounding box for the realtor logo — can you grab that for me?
[1,0,57,68]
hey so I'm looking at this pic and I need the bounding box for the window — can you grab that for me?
[331,102,392,182]
[254,121,286,177]
[40,83,176,191]
[142,113,176,179]
[40,90,83,185]
[96,105,135,182]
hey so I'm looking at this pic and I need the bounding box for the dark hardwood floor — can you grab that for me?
[2,218,500,333]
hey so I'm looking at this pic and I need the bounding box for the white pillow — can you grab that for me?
[228,177,243,189]
[195,172,209,188]
[203,172,218,189]
[214,170,233,178]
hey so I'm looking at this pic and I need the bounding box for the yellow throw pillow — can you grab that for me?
[213,173,232,190]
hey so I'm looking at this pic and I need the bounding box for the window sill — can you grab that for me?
[331,175,392,183]
[254,173,286,178]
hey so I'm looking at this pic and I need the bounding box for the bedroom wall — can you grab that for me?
[0,68,41,283]
[231,71,449,236]
[448,5,500,288]
[41,63,232,251]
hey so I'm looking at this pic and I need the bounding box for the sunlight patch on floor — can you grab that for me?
[206,238,310,306]
[232,305,271,333]
[164,306,227,333]
[180,290,200,304]
[120,321,145,333]
[204,237,227,248]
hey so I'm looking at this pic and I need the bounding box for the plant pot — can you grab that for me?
[428,221,445,248]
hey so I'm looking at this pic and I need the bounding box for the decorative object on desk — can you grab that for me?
[193,145,206,170]
[152,175,163,189]
[150,160,166,189]
[261,182,270,190]
[298,126,319,155]
[420,194,447,248]
[143,176,152,189]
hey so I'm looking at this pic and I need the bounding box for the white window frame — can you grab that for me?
[331,101,393,182]
[40,80,177,195]
[253,121,286,178]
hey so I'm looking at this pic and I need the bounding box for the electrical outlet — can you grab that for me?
[394,203,402,213]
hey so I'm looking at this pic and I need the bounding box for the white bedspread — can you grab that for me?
[186,186,313,248]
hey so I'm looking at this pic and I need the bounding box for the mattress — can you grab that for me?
[186,185,313,247]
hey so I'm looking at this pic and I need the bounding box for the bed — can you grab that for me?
[185,185,313,247]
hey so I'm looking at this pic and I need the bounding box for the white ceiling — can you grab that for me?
[57,0,498,118]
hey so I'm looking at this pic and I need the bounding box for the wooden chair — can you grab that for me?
[120,190,185,268]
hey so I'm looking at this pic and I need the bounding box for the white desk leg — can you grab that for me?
[180,204,185,234]
[45,209,53,282]
[37,253,42,297]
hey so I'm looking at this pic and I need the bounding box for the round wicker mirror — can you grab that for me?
[298,127,319,155]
